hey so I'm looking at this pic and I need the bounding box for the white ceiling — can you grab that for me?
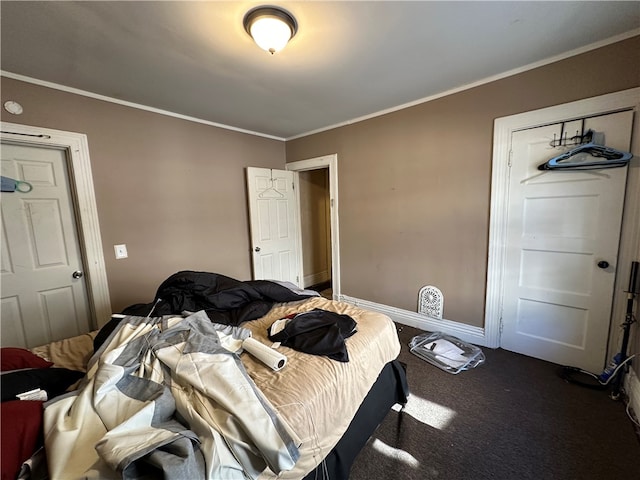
[1,1,639,140]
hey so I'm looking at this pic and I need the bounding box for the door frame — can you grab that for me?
[485,87,640,356]
[287,154,341,298]
[1,122,112,328]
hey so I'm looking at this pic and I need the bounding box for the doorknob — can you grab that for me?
[254,247,261,252]
[72,270,84,279]
[597,261,609,269]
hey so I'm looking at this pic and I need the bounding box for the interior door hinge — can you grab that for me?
[499,316,504,335]
[508,150,513,167]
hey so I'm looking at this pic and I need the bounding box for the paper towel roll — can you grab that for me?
[243,337,287,371]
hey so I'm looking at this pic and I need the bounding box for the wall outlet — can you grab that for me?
[114,244,128,259]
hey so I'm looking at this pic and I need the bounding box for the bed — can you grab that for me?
[2,272,408,480]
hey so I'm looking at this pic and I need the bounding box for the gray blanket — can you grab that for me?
[43,311,300,480]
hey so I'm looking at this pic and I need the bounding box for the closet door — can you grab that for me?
[1,143,91,348]
[500,110,633,372]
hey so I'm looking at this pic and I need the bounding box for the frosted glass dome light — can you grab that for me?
[243,7,298,55]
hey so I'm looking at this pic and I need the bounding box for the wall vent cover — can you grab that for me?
[418,285,444,319]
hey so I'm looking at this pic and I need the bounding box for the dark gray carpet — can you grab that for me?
[349,324,640,480]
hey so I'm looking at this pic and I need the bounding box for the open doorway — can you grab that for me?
[298,168,332,298]
[287,154,340,300]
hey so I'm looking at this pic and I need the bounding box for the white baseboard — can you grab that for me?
[338,295,488,347]
[303,270,330,288]
[625,367,640,421]
[336,294,639,417]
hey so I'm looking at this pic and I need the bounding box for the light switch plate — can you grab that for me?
[114,244,128,259]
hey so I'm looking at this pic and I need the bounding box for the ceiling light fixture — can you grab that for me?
[243,6,297,55]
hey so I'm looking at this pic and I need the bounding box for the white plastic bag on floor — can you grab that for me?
[409,331,485,374]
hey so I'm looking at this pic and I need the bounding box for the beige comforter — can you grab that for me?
[33,297,401,479]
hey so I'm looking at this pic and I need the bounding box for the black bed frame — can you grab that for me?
[303,360,409,479]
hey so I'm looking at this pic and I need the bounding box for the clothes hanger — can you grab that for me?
[1,175,33,192]
[538,143,633,171]
[258,178,285,198]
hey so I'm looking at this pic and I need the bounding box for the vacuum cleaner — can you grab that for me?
[559,261,638,399]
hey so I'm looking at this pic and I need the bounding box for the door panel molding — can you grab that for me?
[1,122,112,328]
[486,87,640,355]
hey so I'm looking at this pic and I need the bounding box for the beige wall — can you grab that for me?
[286,36,640,328]
[1,78,286,313]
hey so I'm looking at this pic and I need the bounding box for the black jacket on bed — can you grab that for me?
[268,309,357,362]
[94,271,317,352]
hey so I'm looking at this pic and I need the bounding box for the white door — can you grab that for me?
[246,167,300,286]
[501,110,633,372]
[1,143,92,348]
